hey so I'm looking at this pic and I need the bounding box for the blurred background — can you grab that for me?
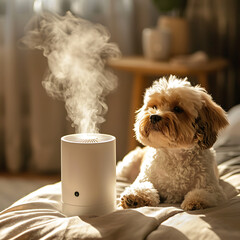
[0,0,239,210]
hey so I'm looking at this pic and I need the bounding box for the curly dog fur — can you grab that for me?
[117,76,228,211]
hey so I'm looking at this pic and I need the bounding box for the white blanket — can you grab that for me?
[2,105,240,239]
[0,155,239,240]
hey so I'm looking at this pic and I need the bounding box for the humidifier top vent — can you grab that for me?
[77,136,99,144]
[61,133,115,144]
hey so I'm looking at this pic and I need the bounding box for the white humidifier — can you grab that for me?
[61,133,116,217]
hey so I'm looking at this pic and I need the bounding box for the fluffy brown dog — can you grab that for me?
[117,76,228,210]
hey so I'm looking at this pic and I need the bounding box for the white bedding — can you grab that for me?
[0,156,239,240]
[1,106,240,240]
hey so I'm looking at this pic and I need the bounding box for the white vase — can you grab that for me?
[158,16,190,56]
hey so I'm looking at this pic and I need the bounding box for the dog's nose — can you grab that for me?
[150,114,162,124]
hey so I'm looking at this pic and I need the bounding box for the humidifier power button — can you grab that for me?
[74,191,79,197]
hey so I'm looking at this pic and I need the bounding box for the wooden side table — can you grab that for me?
[108,56,228,151]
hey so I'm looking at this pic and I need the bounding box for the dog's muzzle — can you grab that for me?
[150,114,162,124]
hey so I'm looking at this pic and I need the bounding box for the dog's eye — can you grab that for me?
[173,106,184,113]
[152,105,157,109]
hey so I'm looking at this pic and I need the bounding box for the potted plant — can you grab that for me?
[152,0,188,16]
[152,0,189,56]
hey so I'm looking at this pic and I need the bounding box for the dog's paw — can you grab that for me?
[181,188,215,211]
[181,199,209,211]
[120,194,151,209]
[119,181,160,209]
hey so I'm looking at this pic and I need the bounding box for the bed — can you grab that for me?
[1,106,240,240]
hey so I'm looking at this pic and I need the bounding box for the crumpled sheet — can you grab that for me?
[0,158,240,240]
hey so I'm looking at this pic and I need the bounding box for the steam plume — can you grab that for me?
[21,11,120,133]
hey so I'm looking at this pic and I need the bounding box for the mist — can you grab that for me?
[21,11,120,133]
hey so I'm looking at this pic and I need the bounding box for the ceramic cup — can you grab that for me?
[142,27,171,60]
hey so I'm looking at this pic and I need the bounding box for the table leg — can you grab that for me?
[128,73,144,151]
[197,73,209,91]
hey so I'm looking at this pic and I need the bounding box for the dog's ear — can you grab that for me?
[194,91,229,149]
